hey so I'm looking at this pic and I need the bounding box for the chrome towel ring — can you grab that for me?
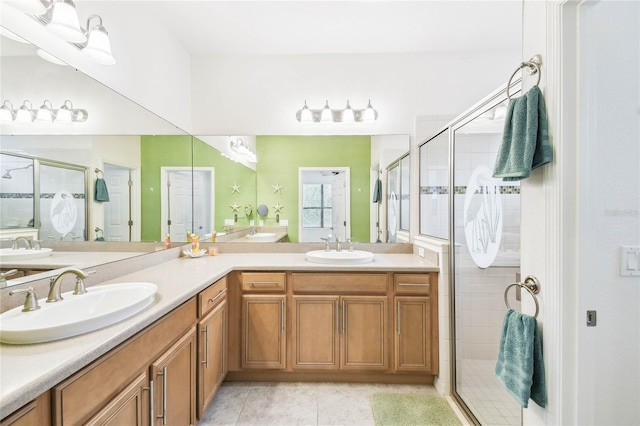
[506,55,542,100]
[503,275,541,318]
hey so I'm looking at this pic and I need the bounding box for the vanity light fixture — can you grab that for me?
[9,0,117,65]
[229,138,257,163]
[295,100,378,123]
[0,99,88,124]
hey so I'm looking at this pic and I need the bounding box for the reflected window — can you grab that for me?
[302,183,332,228]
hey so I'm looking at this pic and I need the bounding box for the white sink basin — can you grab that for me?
[247,232,277,239]
[0,282,157,344]
[0,248,52,261]
[306,250,374,265]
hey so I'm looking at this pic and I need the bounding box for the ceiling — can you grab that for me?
[146,1,522,56]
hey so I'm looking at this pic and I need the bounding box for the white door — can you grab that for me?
[298,167,350,243]
[103,164,130,242]
[161,167,192,243]
[191,168,215,237]
[330,172,347,241]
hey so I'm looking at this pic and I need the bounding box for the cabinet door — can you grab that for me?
[394,297,432,372]
[85,373,149,426]
[197,298,227,418]
[242,295,286,369]
[151,328,197,426]
[0,392,50,426]
[292,296,339,369]
[341,296,388,370]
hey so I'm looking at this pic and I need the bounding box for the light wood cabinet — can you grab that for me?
[197,298,227,418]
[0,392,50,426]
[52,299,197,426]
[392,274,438,374]
[292,296,339,369]
[150,328,197,426]
[241,295,286,369]
[394,297,432,372]
[341,296,388,370]
[85,373,148,426]
[291,272,389,372]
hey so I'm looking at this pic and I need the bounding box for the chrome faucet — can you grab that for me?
[47,268,94,303]
[346,238,354,252]
[335,236,342,252]
[11,236,32,250]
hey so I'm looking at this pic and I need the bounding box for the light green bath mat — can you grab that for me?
[370,393,462,426]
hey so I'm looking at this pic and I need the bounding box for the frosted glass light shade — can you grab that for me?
[37,49,68,66]
[362,100,377,122]
[321,101,333,123]
[47,0,86,43]
[342,101,355,123]
[83,25,116,65]
[15,103,34,123]
[35,101,54,123]
[0,102,15,122]
[54,101,73,124]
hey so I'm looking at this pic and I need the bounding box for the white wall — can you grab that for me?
[522,1,640,425]
[190,50,519,136]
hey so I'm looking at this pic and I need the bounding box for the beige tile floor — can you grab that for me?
[198,381,439,426]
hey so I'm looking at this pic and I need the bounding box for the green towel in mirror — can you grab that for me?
[493,86,552,181]
[95,178,110,202]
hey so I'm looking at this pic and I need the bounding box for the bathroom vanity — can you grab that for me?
[0,251,438,425]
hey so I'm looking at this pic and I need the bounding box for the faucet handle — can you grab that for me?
[319,237,331,251]
[74,270,96,295]
[32,240,42,250]
[0,269,19,288]
[9,287,41,312]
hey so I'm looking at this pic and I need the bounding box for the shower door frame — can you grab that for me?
[447,82,523,425]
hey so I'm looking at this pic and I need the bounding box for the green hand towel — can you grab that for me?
[495,309,547,408]
[493,86,553,181]
[94,178,110,202]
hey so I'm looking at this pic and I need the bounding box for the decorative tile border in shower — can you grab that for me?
[0,193,34,199]
[40,193,86,199]
[420,186,521,195]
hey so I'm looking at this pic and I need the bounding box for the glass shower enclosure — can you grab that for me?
[419,84,523,425]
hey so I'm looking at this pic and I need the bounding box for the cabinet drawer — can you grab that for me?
[292,273,387,294]
[241,272,286,292]
[393,274,431,295]
[198,276,228,317]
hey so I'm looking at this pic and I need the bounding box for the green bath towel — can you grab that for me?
[495,309,547,408]
[493,86,552,181]
[94,178,110,202]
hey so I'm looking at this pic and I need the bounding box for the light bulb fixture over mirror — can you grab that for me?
[296,99,378,123]
[0,99,88,124]
[10,0,117,65]
[229,138,257,163]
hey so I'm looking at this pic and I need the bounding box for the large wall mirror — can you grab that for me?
[1,27,410,289]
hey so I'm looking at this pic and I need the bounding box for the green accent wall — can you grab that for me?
[192,137,257,232]
[140,135,192,241]
[256,135,371,243]
[141,135,257,241]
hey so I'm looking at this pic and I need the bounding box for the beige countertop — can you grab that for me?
[0,252,437,418]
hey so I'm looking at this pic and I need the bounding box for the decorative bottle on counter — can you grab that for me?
[164,233,172,249]
[191,233,199,252]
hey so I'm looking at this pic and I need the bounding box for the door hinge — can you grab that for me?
[128,179,133,187]
[586,310,597,327]
[128,220,133,226]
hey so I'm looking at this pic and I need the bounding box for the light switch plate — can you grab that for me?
[418,247,425,257]
[224,219,234,226]
[280,219,288,226]
[621,246,640,276]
